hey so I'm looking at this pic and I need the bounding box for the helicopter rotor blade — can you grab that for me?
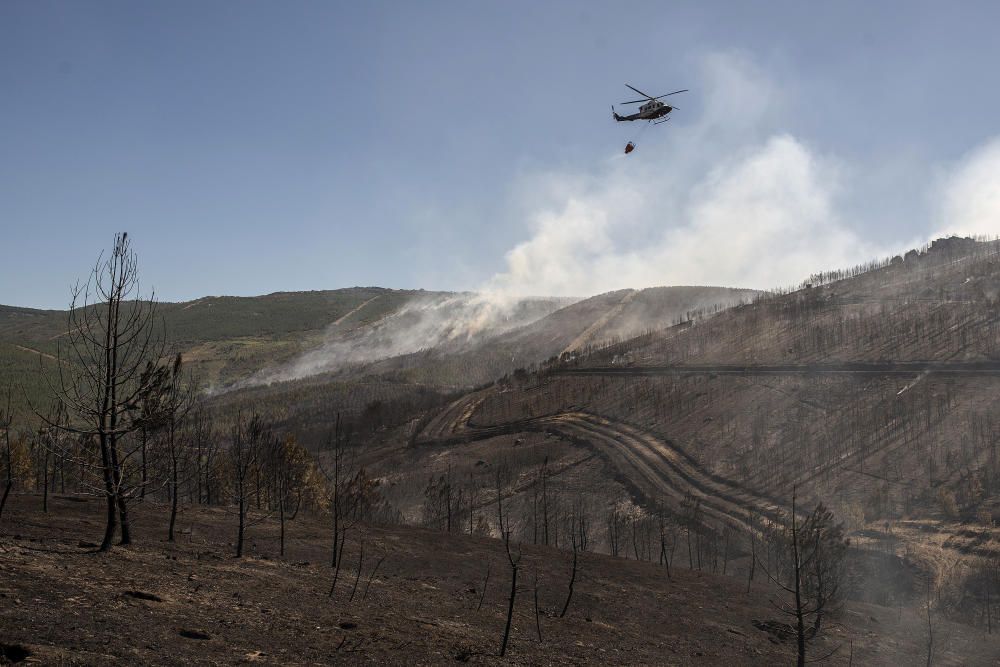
[625,83,656,100]
[621,88,688,104]
[643,90,690,102]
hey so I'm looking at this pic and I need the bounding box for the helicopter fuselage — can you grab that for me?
[613,101,673,122]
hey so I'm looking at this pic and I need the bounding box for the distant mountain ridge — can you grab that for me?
[0,283,755,423]
[0,287,438,414]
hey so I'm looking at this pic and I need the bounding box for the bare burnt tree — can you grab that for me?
[680,492,703,570]
[721,523,732,575]
[188,407,219,505]
[422,464,462,532]
[361,547,388,602]
[348,537,365,603]
[42,233,166,551]
[530,455,551,545]
[486,453,523,657]
[499,525,522,657]
[757,489,849,667]
[270,434,292,557]
[979,554,1000,634]
[324,413,358,571]
[466,470,483,535]
[34,402,67,514]
[229,409,269,558]
[801,505,848,637]
[560,518,579,618]
[0,385,13,520]
[323,414,384,597]
[493,457,514,547]
[607,503,625,557]
[268,433,314,557]
[655,500,674,581]
[746,508,760,593]
[131,361,169,501]
[160,354,196,542]
[925,578,934,667]
[477,559,493,612]
[533,568,543,643]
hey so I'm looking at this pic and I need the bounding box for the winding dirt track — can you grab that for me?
[11,344,61,363]
[419,359,1000,536]
[554,361,1000,376]
[417,392,785,532]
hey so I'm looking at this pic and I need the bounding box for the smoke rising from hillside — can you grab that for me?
[486,53,883,297]
[488,134,873,296]
[243,291,568,386]
[244,53,1000,387]
[937,138,1000,239]
[487,54,1000,300]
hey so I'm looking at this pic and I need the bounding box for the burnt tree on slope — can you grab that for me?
[188,408,219,506]
[43,233,166,551]
[229,409,269,558]
[758,489,849,667]
[160,355,196,542]
[0,386,13,521]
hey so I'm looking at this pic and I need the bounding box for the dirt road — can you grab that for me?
[555,360,1000,376]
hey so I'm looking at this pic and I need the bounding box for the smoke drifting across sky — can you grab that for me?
[483,52,998,299]
[937,138,1000,239]
[240,291,568,387]
[247,51,1000,386]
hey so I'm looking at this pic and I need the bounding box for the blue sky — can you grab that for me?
[4,1,1000,308]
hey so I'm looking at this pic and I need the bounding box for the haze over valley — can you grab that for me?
[5,2,1000,665]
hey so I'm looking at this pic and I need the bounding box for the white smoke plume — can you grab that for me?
[486,52,881,297]
[488,134,876,296]
[241,52,877,388]
[937,137,1000,238]
[244,52,1000,387]
[245,291,568,386]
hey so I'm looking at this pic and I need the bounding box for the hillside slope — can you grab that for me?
[344,286,755,389]
[413,238,1000,627]
[199,286,754,448]
[0,287,431,414]
[4,494,994,665]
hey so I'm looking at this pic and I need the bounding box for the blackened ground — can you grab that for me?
[1,494,997,665]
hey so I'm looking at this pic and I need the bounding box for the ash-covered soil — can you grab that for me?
[1,495,997,665]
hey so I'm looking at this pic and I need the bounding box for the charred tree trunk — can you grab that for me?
[117,492,131,546]
[0,479,10,521]
[99,433,117,552]
[236,492,246,558]
[140,428,148,500]
[500,560,518,657]
[41,450,49,513]
[348,539,365,602]
[362,553,387,601]
[0,391,11,522]
[477,561,491,612]
[560,547,578,618]
[279,492,286,557]
[168,455,179,542]
[534,571,543,642]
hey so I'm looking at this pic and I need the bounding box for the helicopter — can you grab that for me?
[612,84,688,124]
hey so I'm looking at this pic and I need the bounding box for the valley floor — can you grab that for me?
[2,495,999,665]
